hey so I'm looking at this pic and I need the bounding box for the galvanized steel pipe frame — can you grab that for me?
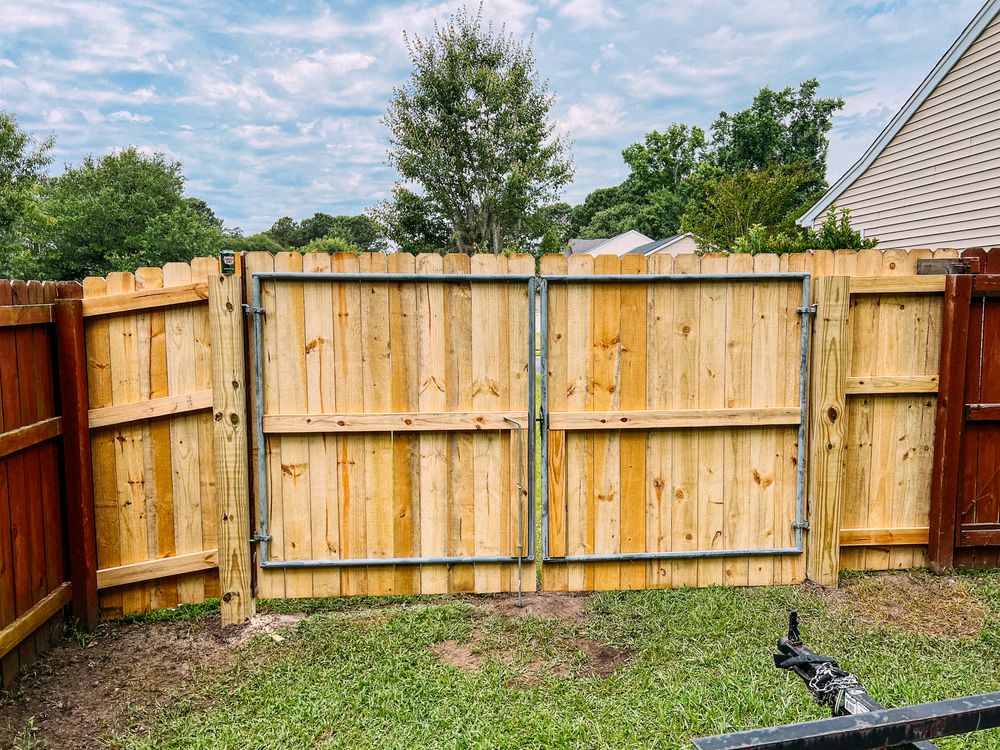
[538,272,814,563]
[249,271,537,569]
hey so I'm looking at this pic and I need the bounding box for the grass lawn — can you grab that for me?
[23,571,980,749]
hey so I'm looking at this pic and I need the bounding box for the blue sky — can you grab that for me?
[0,0,984,233]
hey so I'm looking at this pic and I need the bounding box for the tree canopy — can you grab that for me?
[377,7,572,254]
[569,78,851,252]
[3,146,224,279]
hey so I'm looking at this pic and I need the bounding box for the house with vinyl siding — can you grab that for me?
[798,0,1000,249]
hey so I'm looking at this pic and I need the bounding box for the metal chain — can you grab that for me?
[807,661,863,708]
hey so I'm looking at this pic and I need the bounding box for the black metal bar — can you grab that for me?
[691,691,1000,750]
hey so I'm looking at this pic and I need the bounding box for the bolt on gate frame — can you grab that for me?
[537,272,815,564]
[247,271,537,575]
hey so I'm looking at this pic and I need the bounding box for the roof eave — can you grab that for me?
[797,0,1000,227]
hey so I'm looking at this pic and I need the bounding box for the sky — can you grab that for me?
[0,0,986,234]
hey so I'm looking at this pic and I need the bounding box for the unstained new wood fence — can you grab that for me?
[0,246,980,678]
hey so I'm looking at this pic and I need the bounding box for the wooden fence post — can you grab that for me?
[209,273,255,626]
[53,289,99,630]
[928,273,973,572]
[806,276,850,586]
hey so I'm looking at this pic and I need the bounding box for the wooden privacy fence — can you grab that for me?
[64,247,969,625]
[0,280,96,687]
[83,260,220,619]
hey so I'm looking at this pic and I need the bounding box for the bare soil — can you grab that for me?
[0,613,304,750]
[467,592,592,622]
[434,593,630,687]
[821,571,989,639]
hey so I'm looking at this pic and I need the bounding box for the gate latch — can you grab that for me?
[243,304,265,316]
[250,531,272,543]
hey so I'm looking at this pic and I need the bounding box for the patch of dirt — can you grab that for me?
[221,613,305,647]
[572,638,630,677]
[0,613,305,750]
[468,592,592,622]
[821,571,989,639]
[431,625,629,687]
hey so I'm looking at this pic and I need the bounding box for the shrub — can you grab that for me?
[300,236,363,255]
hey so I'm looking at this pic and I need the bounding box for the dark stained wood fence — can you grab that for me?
[0,280,97,687]
[930,248,1000,570]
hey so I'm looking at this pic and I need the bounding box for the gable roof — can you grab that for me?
[568,238,607,254]
[797,0,1000,227]
[625,234,691,255]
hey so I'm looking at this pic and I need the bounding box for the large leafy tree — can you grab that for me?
[300,212,385,252]
[710,78,843,202]
[0,112,54,277]
[22,147,222,279]
[570,79,844,250]
[680,163,813,250]
[379,7,572,254]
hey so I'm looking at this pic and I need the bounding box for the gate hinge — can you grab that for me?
[250,531,272,543]
[796,304,818,316]
[792,520,810,531]
[243,304,265,316]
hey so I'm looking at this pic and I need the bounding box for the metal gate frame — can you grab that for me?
[537,272,815,563]
[248,271,537,569]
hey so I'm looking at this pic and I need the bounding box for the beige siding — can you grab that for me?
[814,11,1000,249]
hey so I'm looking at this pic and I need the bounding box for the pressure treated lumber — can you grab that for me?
[87,389,213,429]
[54,297,99,630]
[0,583,71,660]
[806,276,850,586]
[96,549,219,590]
[547,407,800,430]
[849,276,946,294]
[845,376,939,394]
[209,272,255,625]
[81,282,208,317]
[0,305,53,327]
[0,417,61,460]
[839,527,930,546]
[263,412,529,433]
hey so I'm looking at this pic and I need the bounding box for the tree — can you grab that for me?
[621,124,707,196]
[301,212,386,252]
[300,236,362,255]
[371,186,453,255]
[680,163,813,250]
[0,112,54,277]
[20,147,222,279]
[380,7,572,253]
[710,78,843,203]
[265,216,305,248]
[222,233,285,253]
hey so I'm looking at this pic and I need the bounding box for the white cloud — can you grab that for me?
[271,50,377,95]
[559,94,625,140]
[109,110,153,123]
[557,0,622,29]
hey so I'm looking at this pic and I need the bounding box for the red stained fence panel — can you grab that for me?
[929,248,1000,571]
[0,280,96,686]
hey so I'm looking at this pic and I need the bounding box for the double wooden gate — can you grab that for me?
[244,252,812,597]
[930,249,1000,570]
